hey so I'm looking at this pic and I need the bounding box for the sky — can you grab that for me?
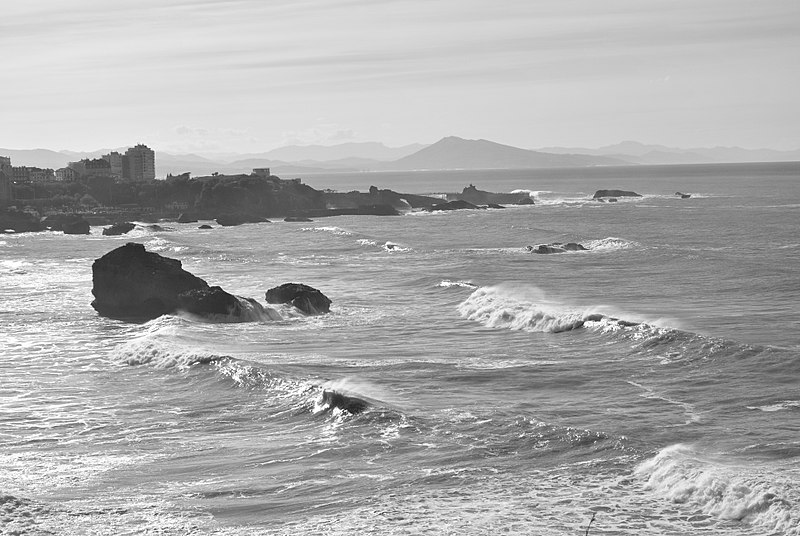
[2,0,799,154]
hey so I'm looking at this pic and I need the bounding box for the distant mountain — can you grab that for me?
[391,137,629,170]
[0,148,72,169]
[246,142,427,163]
[538,140,800,164]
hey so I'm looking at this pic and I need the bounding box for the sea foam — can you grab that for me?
[636,444,799,535]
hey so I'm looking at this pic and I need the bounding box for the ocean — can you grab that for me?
[1,162,799,535]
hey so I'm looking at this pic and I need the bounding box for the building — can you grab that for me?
[102,151,124,180]
[12,166,55,183]
[123,144,155,181]
[56,167,78,182]
[253,168,271,177]
[0,156,12,205]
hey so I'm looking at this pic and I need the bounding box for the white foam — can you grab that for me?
[457,285,590,333]
[301,226,352,236]
[747,400,800,412]
[636,444,799,534]
[584,236,638,252]
[438,280,478,289]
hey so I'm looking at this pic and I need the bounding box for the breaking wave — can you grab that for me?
[636,444,799,535]
[438,280,478,289]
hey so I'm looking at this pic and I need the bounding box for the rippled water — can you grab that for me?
[1,163,799,535]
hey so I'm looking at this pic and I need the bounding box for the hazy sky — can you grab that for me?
[2,0,798,153]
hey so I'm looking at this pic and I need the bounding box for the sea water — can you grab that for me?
[1,163,799,535]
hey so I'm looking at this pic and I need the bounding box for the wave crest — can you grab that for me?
[636,444,799,534]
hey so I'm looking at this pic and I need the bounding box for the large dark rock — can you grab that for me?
[593,189,642,199]
[63,218,90,235]
[216,214,271,226]
[91,242,209,319]
[265,283,332,315]
[41,213,87,233]
[177,286,267,320]
[198,224,213,229]
[675,192,691,199]
[102,222,136,236]
[0,210,44,233]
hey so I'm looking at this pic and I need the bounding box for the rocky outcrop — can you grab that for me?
[198,224,213,229]
[63,218,90,235]
[0,210,44,233]
[216,214,271,226]
[321,390,368,414]
[177,286,269,320]
[284,216,314,222]
[593,189,642,199]
[675,192,691,199]
[425,199,482,212]
[102,222,136,236]
[447,184,534,206]
[91,242,209,319]
[265,283,332,315]
[527,242,588,254]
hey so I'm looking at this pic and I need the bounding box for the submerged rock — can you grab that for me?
[675,192,691,199]
[102,222,136,236]
[593,189,642,199]
[265,283,332,315]
[527,242,588,254]
[215,214,270,226]
[284,216,314,222]
[198,224,213,229]
[91,242,209,319]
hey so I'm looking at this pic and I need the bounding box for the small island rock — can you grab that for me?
[593,190,642,199]
[265,283,332,315]
[103,222,136,236]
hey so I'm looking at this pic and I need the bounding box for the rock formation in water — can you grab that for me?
[0,210,44,233]
[527,242,588,254]
[216,214,271,226]
[447,184,534,206]
[322,390,368,414]
[102,222,136,236]
[177,286,268,320]
[424,199,482,212]
[593,189,642,199]
[63,218,91,235]
[91,242,209,319]
[675,192,691,199]
[265,283,332,315]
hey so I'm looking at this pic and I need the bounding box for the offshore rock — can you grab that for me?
[63,218,91,235]
[265,283,332,315]
[177,286,269,320]
[91,242,209,319]
[675,192,692,199]
[284,216,314,222]
[593,189,642,199]
[0,210,44,233]
[448,184,534,206]
[425,199,482,212]
[102,222,136,236]
[322,390,368,414]
[215,214,271,226]
[528,242,588,254]
[198,224,213,229]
